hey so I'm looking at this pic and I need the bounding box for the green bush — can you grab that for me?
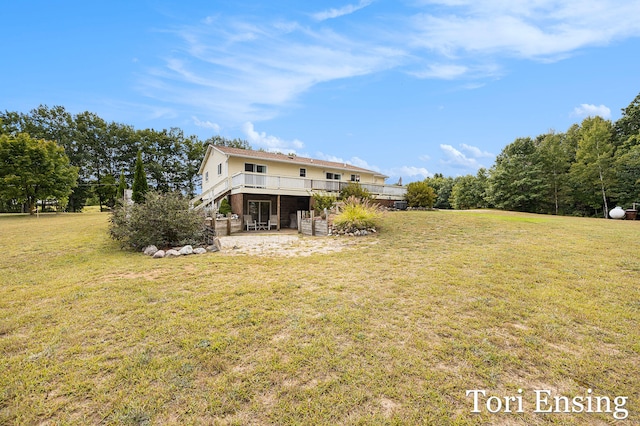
[312,192,336,215]
[339,182,371,200]
[405,180,436,208]
[219,198,232,215]
[333,196,382,231]
[110,191,205,250]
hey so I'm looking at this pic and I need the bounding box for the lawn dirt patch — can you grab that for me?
[217,233,372,256]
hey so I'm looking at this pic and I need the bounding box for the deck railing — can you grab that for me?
[229,172,406,198]
[190,178,230,210]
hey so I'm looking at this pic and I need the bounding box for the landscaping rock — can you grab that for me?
[165,249,181,257]
[152,250,165,259]
[178,245,194,255]
[193,247,207,255]
[206,244,219,252]
[143,245,158,256]
[212,237,222,251]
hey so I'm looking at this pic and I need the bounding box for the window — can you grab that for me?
[300,168,306,177]
[326,173,341,180]
[350,174,360,182]
[205,171,209,182]
[245,163,267,173]
[217,163,222,175]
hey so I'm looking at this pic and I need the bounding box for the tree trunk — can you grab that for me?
[553,171,559,215]
[598,168,608,218]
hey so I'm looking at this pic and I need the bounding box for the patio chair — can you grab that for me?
[268,215,278,230]
[244,215,257,231]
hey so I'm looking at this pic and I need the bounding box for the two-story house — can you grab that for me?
[191,145,406,230]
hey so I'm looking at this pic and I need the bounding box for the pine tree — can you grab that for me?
[132,151,148,203]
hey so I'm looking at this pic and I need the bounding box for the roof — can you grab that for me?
[201,145,388,178]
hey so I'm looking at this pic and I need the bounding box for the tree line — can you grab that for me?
[408,91,640,217]
[0,105,249,212]
[2,91,639,217]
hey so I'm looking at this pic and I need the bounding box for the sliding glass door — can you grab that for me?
[248,200,271,225]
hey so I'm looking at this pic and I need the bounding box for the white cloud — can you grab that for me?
[308,153,433,181]
[349,156,381,172]
[410,1,640,60]
[572,103,612,119]
[242,122,304,153]
[312,0,373,21]
[419,154,431,161]
[440,144,483,169]
[192,116,220,132]
[143,19,405,122]
[460,143,494,158]
[140,1,640,123]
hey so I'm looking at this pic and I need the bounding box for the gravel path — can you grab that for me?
[217,233,362,257]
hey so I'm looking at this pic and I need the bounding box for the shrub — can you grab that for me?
[110,191,205,250]
[339,182,372,200]
[219,198,232,215]
[333,196,382,231]
[312,193,336,215]
[405,180,436,208]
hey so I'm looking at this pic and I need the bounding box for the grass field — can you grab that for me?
[0,209,638,425]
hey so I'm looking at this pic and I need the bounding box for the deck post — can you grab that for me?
[277,195,281,231]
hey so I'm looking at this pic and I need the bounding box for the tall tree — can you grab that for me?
[537,132,572,214]
[487,137,546,212]
[94,174,118,209]
[449,169,490,209]
[569,116,615,218]
[204,135,251,150]
[74,111,111,210]
[613,138,640,207]
[0,134,78,213]
[132,150,148,203]
[183,134,207,197]
[614,92,640,148]
[425,174,455,209]
[138,128,185,192]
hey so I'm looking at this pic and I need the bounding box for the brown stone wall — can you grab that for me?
[230,194,243,216]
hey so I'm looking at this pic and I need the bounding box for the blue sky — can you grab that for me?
[3,1,640,182]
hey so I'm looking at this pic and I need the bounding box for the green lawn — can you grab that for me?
[0,209,638,425]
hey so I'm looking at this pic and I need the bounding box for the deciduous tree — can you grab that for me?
[487,137,546,213]
[0,134,78,213]
[569,117,615,218]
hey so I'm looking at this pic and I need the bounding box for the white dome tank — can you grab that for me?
[609,206,625,219]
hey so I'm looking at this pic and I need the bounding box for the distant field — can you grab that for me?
[0,209,638,425]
